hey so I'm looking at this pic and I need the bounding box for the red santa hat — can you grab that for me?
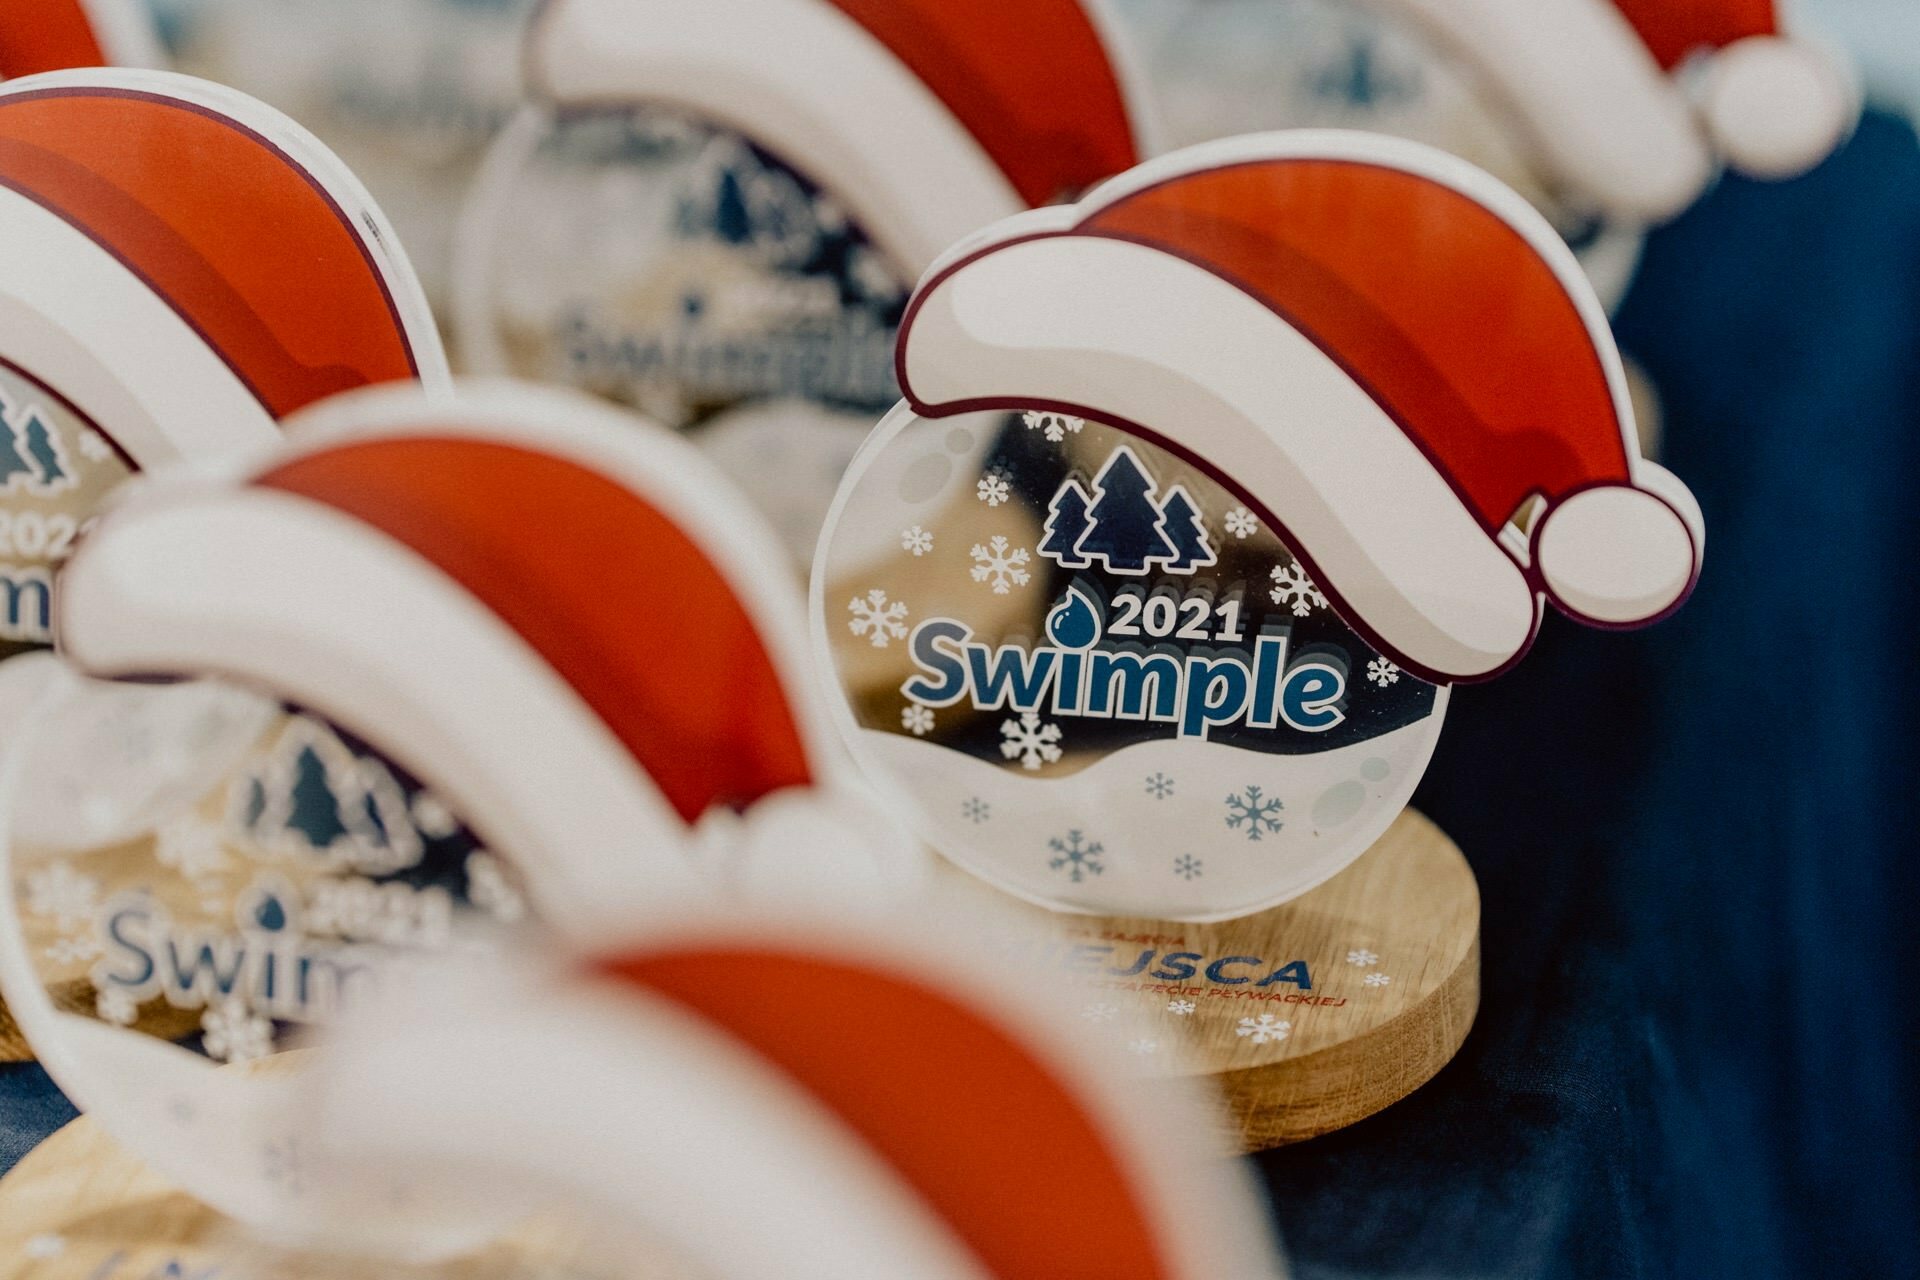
[524,0,1151,274]
[0,0,159,78]
[54,382,891,932]
[0,70,446,469]
[1378,0,1854,217]
[898,133,1704,684]
[309,916,1281,1277]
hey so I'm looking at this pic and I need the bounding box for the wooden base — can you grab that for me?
[986,808,1480,1150]
[0,1104,676,1279]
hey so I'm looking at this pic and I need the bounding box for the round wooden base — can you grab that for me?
[990,808,1480,1150]
[0,1106,654,1279]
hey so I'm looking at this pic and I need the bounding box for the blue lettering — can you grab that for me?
[1205,956,1263,985]
[901,619,970,706]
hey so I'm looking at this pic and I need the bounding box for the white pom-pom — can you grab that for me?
[1534,485,1697,625]
[1702,35,1854,180]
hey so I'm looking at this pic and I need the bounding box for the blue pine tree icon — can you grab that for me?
[1038,478,1094,568]
[1158,485,1216,572]
[1078,446,1176,574]
[21,410,65,489]
[0,406,33,491]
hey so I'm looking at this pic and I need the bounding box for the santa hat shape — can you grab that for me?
[0,0,160,79]
[305,917,1283,1277]
[0,70,446,471]
[520,0,1153,276]
[899,132,1704,685]
[1377,0,1854,218]
[54,381,907,937]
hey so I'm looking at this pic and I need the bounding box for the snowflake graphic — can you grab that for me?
[847,588,909,648]
[1173,855,1203,881]
[1000,711,1063,770]
[1023,410,1085,443]
[1168,998,1198,1016]
[466,852,526,924]
[1081,1002,1118,1023]
[1236,1013,1292,1046]
[1363,973,1393,988]
[1144,772,1175,800]
[1224,506,1260,539]
[78,430,113,463]
[900,525,933,557]
[44,934,100,966]
[1367,658,1402,687]
[1270,562,1328,617]
[95,987,137,1027]
[901,704,936,736]
[201,998,273,1064]
[24,863,98,926]
[410,791,461,839]
[1225,786,1284,841]
[969,535,1033,594]
[977,467,1012,507]
[1048,830,1104,882]
[962,796,991,824]
[154,817,230,881]
[1346,949,1379,967]
[1128,1038,1161,1056]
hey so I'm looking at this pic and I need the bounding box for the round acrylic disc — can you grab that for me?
[813,404,1448,921]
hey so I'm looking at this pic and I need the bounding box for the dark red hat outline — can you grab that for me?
[0,84,424,423]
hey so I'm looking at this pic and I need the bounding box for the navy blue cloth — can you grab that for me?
[1259,110,1920,1279]
[2,113,1917,1280]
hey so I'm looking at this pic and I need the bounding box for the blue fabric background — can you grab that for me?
[1257,110,1920,1279]
[2,112,1915,1280]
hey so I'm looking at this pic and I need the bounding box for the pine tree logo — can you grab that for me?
[230,717,425,877]
[0,387,73,497]
[1037,447,1216,576]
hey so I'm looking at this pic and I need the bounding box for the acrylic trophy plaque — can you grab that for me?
[0,380,918,1249]
[0,67,447,1057]
[814,131,1703,1145]
[453,0,1153,561]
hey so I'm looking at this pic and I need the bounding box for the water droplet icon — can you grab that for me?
[253,894,288,933]
[1046,587,1101,650]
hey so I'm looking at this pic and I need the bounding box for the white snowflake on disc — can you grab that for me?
[847,588,909,648]
[1225,786,1283,841]
[1224,506,1260,539]
[1081,1001,1118,1023]
[969,535,1033,594]
[1047,830,1104,882]
[1236,1013,1291,1046]
[1168,998,1198,1016]
[95,986,137,1027]
[1023,410,1085,443]
[43,934,100,966]
[1367,658,1402,687]
[466,851,525,924]
[900,525,933,557]
[24,862,98,926]
[1144,772,1175,800]
[1270,562,1328,617]
[78,429,113,463]
[410,791,461,840]
[201,998,273,1064]
[1128,1038,1161,1056]
[977,467,1012,507]
[154,816,230,881]
[1363,973,1393,988]
[1346,949,1379,967]
[901,704,936,737]
[1000,711,1063,770]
